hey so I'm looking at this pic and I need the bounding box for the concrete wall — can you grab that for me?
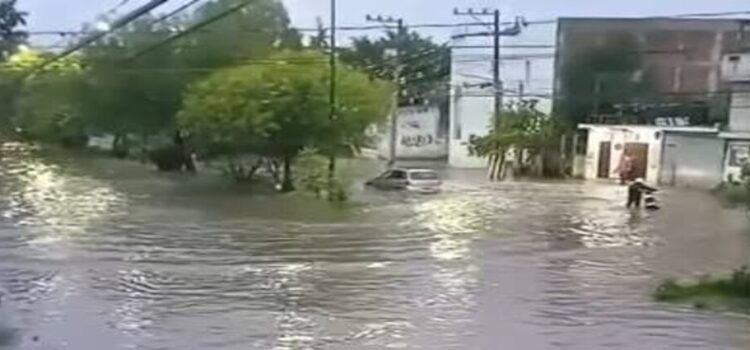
[379,106,448,160]
[582,125,666,184]
[729,91,750,132]
[723,52,750,82]
[660,133,725,189]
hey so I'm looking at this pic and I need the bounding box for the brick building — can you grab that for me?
[563,17,750,187]
[555,17,750,124]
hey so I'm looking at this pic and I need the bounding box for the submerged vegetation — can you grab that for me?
[655,266,750,306]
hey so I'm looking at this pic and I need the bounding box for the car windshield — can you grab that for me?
[410,171,438,180]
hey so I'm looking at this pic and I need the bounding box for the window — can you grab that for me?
[410,171,438,180]
[387,170,407,179]
[378,171,393,179]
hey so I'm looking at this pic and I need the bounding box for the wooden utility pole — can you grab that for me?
[366,15,404,168]
[493,9,501,127]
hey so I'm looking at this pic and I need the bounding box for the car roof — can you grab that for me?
[386,168,437,173]
[405,168,437,173]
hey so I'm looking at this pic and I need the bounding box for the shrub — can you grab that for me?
[295,148,350,202]
[655,266,750,302]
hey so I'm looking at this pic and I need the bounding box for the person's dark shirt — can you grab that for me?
[628,182,657,208]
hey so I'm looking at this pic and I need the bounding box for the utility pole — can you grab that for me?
[367,14,404,168]
[493,9,501,126]
[328,0,337,182]
[453,9,525,126]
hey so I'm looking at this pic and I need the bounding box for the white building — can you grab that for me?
[448,21,556,168]
[579,124,723,188]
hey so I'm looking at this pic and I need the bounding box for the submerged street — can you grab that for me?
[1,145,750,349]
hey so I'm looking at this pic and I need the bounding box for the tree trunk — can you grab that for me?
[266,159,281,184]
[498,151,507,181]
[281,155,295,192]
[112,133,128,158]
[140,132,149,163]
[327,155,336,200]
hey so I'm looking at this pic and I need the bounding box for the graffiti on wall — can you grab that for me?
[401,134,435,148]
[379,106,447,159]
[398,106,438,150]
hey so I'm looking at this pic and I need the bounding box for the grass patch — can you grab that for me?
[655,267,750,305]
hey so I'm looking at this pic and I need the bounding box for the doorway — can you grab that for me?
[597,142,611,179]
[624,142,649,180]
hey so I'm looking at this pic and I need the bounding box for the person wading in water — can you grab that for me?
[627,178,658,209]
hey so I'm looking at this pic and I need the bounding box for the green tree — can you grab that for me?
[557,33,648,126]
[80,17,183,152]
[178,0,301,69]
[179,50,391,193]
[8,49,87,145]
[0,0,27,61]
[469,104,560,180]
[339,29,450,107]
[0,0,28,127]
[71,0,300,154]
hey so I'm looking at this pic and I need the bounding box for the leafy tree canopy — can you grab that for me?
[179,50,391,157]
[338,29,449,107]
[0,0,27,61]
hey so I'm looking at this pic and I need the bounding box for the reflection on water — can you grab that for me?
[0,144,749,349]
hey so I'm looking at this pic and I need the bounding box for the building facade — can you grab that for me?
[566,18,750,189]
[555,17,750,113]
[579,124,722,187]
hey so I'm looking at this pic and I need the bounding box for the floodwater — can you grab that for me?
[1,144,750,349]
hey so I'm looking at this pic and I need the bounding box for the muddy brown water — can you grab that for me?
[0,144,749,349]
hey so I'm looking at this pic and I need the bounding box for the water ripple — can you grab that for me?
[0,147,748,349]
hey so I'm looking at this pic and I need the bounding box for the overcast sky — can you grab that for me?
[17,0,750,43]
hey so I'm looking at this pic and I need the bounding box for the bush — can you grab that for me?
[295,148,350,202]
[655,266,750,302]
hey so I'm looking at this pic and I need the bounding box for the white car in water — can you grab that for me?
[365,168,442,194]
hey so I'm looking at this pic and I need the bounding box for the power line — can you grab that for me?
[109,0,135,14]
[126,0,255,61]
[149,0,204,26]
[31,0,172,75]
[453,44,554,49]
[22,9,750,38]
[23,21,536,38]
